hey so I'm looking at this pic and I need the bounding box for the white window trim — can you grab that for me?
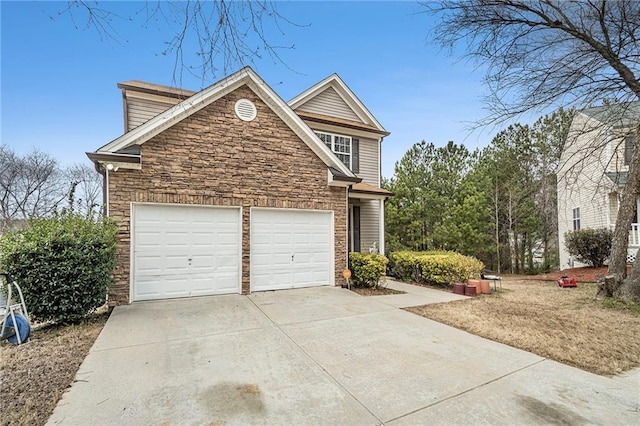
[572,207,581,231]
[316,131,352,169]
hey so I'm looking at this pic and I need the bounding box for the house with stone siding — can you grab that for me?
[557,102,639,270]
[87,67,391,304]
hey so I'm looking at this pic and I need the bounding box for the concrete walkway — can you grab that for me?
[48,283,639,425]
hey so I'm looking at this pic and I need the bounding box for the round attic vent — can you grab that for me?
[234,99,257,122]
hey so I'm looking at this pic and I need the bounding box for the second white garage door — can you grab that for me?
[251,208,334,291]
[133,204,241,301]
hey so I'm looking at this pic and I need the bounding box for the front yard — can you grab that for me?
[407,278,640,376]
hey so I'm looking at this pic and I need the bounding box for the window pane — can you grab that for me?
[334,136,351,154]
[625,136,635,165]
[315,132,330,148]
[337,153,350,168]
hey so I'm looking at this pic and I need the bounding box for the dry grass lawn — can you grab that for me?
[0,313,109,426]
[406,279,640,376]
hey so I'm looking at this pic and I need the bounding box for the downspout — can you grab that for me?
[94,162,108,217]
[105,167,110,217]
[379,136,385,253]
[346,186,350,272]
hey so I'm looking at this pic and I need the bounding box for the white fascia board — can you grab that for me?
[97,68,255,153]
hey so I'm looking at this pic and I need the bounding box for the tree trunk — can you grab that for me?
[604,124,640,297]
[618,248,640,300]
[513,232,520,274]
[495,184,501,273]
[527,233,534,272]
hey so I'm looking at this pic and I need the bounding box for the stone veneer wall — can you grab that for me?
[107,85,347,305]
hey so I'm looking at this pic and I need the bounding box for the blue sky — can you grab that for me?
[2,1,501,178]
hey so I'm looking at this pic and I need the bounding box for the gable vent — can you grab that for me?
[234,99,257,122]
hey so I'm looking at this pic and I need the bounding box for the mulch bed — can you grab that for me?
[349,286,405,296]
[525,266,632,283]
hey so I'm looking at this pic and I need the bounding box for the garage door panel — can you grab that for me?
[135,232,164,248]
[251,209,333,292]
[136,277,190,301]
[273,253,292,266]
[191,232,215,246]
[216,254,239,266]
[133,204,240,301]
[273,231,292,245]
[251,253,272,267]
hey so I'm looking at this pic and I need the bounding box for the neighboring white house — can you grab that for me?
[557,102,639,270]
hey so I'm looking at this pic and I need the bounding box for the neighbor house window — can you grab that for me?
[573,207,581,231]
[625,135,635,165]
[316,131,351,169]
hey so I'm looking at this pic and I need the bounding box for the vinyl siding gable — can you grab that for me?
[296,87,363,122]
[126,96,180,131]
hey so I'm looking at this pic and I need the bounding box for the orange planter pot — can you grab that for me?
[479,280,491,294]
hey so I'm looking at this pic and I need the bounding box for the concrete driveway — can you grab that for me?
[48,282,639,425]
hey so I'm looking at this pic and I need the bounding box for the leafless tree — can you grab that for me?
[65,163,103,218]
[0,146,68,229]
[0,147,104,230]
[47,1,302,85]
[426,0,640,300]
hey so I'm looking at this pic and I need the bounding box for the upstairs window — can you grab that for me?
[624,135,635,165]
[572,207,581,231]
[316,131,352,169]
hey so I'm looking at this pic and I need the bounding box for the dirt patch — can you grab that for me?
[350,286,405,296]
[0,312,109,426]
[405,279,640,376]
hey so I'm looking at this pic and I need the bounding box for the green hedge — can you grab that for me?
[564,228,613,268]
[0,214,117,324]
[349,252,388,289]
[389,251,483,286]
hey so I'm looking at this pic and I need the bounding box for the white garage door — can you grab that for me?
[133,204,241,301]
[251,208,333,292]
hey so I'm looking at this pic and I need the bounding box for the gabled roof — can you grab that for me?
[94,67,355,177]
[579,101,640,129]
[288,74,388,134]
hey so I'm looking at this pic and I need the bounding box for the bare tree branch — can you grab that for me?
[47,1,306,86]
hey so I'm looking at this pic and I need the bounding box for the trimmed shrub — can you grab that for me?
[564,228,613,268]
[389,251,484,286]
[349,252,388,289]
[0,214,117,324]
